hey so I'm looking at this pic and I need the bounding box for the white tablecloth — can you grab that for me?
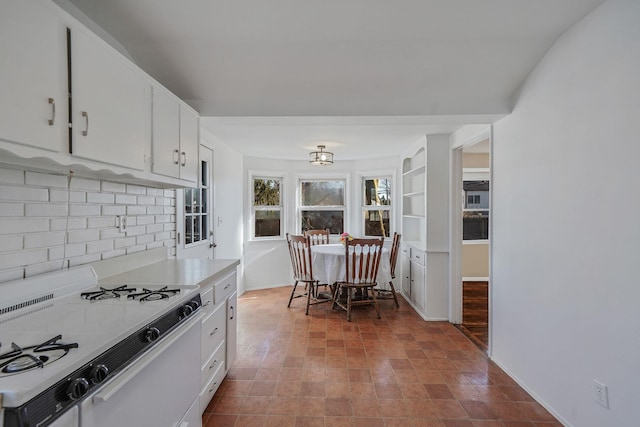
[310,243,392,289]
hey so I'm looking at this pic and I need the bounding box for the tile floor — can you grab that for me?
[202,286,561,427]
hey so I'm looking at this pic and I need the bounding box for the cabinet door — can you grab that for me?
[0,0,65,152]
[151,86,181,178]
[226,291,237,371]
[179,105,199,182]
[410,260,426,312]
[70,25,149,170]
[400,248,410,296]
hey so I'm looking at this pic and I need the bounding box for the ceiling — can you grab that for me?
[60,0,605,160]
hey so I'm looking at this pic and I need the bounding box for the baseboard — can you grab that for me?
[490,357,572,427]
[462,276,489,282]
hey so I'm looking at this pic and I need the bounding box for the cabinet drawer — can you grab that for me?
[410,248,425,266]
[213,271,237,304]
[200,360,226,413]
[201,340,225,389]
[200,286,214,315]
[201,303,225,362]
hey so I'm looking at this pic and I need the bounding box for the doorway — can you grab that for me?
[451,132,491,352]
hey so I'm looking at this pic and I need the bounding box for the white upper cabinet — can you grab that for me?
[0,0,66,152]
[69,23,150,171]
[179,105,199,183]
[152,86,199,183]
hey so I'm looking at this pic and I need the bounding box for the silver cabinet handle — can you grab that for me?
[209,327,218,336]
[208,359,218,370]
[203,300,212,307]
[181,151,187,166]
[48,98,55,126]
[230,305,234,320]
[224,284,230,290]
[173,149,179,165]
[81,111,89,136]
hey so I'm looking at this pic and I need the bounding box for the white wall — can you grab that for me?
[491,1,639,426]
[0,166,176,283]
[242,156,400,291]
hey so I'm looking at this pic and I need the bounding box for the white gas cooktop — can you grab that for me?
[0,266,198,408]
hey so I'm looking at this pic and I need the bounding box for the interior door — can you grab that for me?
[177,145,215,259]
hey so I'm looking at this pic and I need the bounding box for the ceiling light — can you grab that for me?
[309,145,334,166]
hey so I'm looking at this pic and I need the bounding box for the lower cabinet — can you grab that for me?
[226,291,238,372]
[409,247,426,312]
[198,270,237,412]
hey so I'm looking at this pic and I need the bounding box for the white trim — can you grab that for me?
[463,168,490,181]
[462,276,489,282]
[487,125,494,357]
[463,240,489,245]
[449,147,463,324]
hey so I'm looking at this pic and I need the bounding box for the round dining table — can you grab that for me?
[310,243,393,290]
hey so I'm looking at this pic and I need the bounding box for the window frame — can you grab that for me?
[360,173,394,238]
[297,174,349,236]
[250,172,285,241]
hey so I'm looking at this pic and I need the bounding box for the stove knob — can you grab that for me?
[187,300,200,311]
[67,378,90,400]
[90,364,109,384]
[180,304,194,318]
[145,327,161,342]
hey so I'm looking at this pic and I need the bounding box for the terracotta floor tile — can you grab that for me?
[459,400,498,419]
[295,417,324,427]
[351,398,380,417]
[242,396,272,414]
[205,287,560,427]
[300,381,326,397]
[268,397,301,415]
[325,397,354,416]
[235,414,268,426]
[204,414,237,427]
[348,368,373,382]
[375,382,403,399]
[264,415,297,427]
[425,384,455,400]
[275,381,302,396]
[250,381,278,396]
[298,397,325,416]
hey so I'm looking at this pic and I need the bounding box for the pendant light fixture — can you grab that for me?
[309,145,334,166]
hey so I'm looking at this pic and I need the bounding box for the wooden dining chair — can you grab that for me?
[304,229,330,245]
[376,232,400,308]
[286,233,331,315]
[332,237,383,322]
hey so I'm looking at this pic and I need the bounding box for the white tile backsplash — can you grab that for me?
[0,166,176,281]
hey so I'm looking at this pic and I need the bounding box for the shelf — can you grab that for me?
[403,191,425,197]
[402,164,425,178]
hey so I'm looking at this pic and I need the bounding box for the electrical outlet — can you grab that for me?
[594,380,609,409]
[117,215,127,232]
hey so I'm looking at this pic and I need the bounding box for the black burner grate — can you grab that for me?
[0,335,78,375]
[81,285,137,300]
[127,287,180,301]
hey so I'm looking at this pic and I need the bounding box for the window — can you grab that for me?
[252,176,283,238]
[463,180,489,240]
[299,179,345,234]
[183,159,210,245]
[362,177,391,237]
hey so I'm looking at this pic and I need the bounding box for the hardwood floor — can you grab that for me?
[202,285,561,426]
[458,281,489,352]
